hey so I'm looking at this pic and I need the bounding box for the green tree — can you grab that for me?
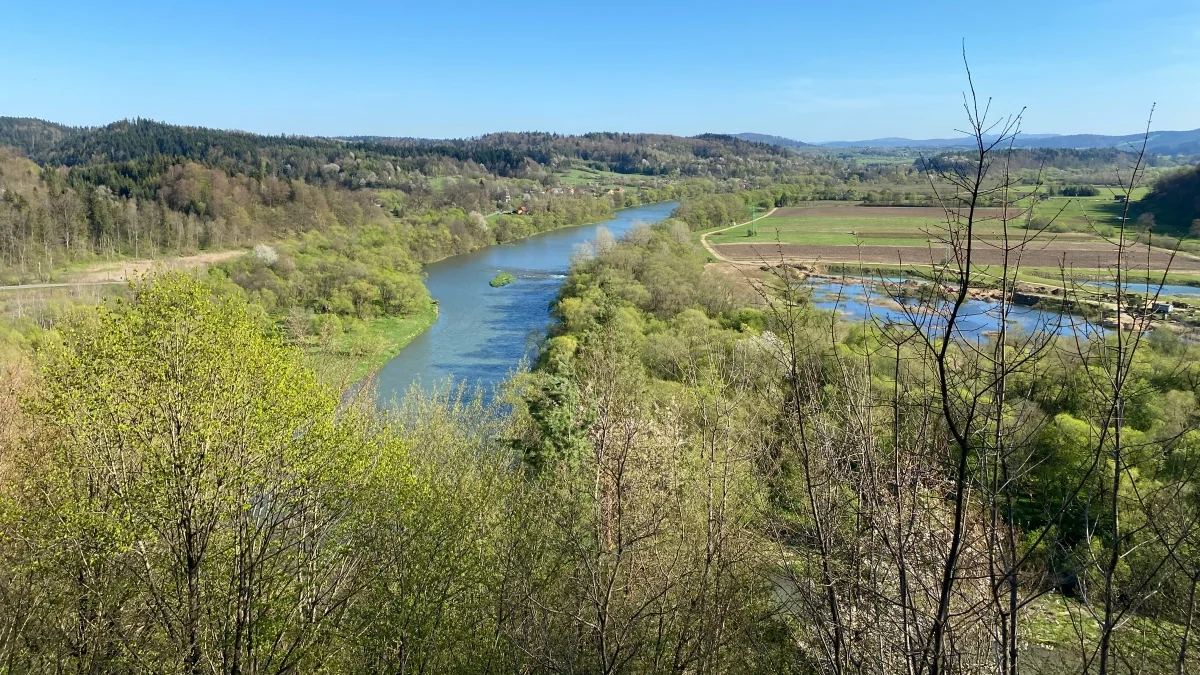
[9,273,368,673]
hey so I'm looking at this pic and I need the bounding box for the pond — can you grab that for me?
[804,277,1095,339]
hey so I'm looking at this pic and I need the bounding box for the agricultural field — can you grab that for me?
[710,205,1016,247]
[1022,187,1152,232]
[709,195,1200,279]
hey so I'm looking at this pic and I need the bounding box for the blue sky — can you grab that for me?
[2,1,1198,141]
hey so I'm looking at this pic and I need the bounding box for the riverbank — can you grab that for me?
[373,201,680,400]
[306,301,439,388]
[1,201,677,391]
[760,263,1200,338]
[334,202,674,386]
[420,199,677,267]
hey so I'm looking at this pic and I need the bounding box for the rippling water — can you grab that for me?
[373,200,1120,403]
[373,201,679,402]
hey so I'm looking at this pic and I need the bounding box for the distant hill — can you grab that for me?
[818,136,993,149]
[1019,129,1200,155]
[0,117,76,155]
[732,133,813,149]
[0,117,806,196]
[814,129,1200,154]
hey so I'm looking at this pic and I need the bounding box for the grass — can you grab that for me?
[557,166,635,190]
[304,301,439,386]
[696,207,771,262]
[1024,191,1151,232]
[1021,593,1196,673]
[710,189,1157,249]
[490,271,516,287]
[711,213,1023,246]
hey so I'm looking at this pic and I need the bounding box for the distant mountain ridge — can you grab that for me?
[730,133,813,149]
[735,129,1200,155]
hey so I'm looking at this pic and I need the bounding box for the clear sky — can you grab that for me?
[2,0,1198,141]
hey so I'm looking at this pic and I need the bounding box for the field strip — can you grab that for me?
[0,249,248,292]
[711,242,1200,271]
[0,280,127,292]
[700,207,778,263]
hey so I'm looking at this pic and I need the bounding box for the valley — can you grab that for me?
[1,34,1199,672]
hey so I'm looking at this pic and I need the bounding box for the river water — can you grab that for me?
[805,278,1089,338]
[374,199,1118,403]
[374,201,679,402]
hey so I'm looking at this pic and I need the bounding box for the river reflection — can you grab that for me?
[804,277,1101,339]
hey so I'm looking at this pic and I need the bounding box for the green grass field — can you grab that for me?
[695,207,771,261]
[710,194,1150,248]
[1023,188,1151,232]
[709,208,1036,246]
[711,215,951,246]
[557,166,638,190]
[707,195,1200,282]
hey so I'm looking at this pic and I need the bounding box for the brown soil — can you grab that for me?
[704,262,771,306]
[853,231,1099,241]
[69,250,247,282]
[712,243,1200,271]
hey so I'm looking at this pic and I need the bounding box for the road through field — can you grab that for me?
[699,207,778,263]
[707,205,1200,274]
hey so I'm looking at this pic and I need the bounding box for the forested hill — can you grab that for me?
[0,117,801,187]
[2,115,824,290]
[731,132,814,150]
[920,147,1178,172]
[1142,162,1200,232]
[0,116,74,155]
[350,131,798,175]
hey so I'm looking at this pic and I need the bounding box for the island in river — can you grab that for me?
[372,201,679,403]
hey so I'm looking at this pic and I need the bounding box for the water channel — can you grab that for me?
[375,200,1123,402]
[374,201,679,402]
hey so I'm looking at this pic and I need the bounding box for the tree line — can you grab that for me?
[0,146,705,284]
[1141,162,1200,234]
[0,118,817,188]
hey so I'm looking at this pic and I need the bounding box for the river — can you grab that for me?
[374,201,680,402]
[373,199,1124,403]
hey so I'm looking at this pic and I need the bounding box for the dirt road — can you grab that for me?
[699,207,778,263]
[0,249,247,292]
[70,250,247,282]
